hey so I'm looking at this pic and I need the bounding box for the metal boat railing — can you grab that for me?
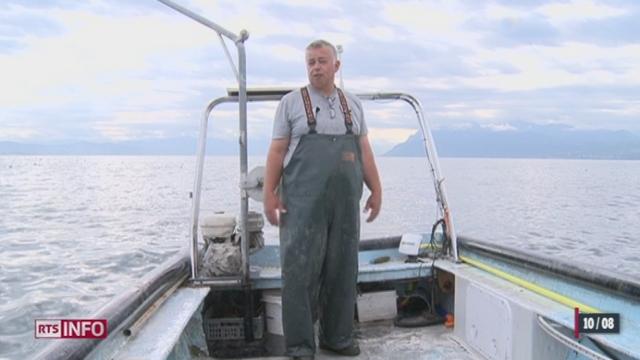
[189,89,459,286]
[358,92,459,261]
[537,316,613,360]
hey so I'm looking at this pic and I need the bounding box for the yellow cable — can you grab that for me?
[459,255,600,314]
[419,243,440,249]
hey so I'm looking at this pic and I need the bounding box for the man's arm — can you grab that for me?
[263,138,289,226]
[359,135,382,222]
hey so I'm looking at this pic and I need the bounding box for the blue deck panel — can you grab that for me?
[248,245,432,289]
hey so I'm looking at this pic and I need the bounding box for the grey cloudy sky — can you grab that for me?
[1,0,639,152]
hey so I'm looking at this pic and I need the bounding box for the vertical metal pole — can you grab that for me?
[237,34,250,285]
[236,32,254,342]
[414,101,459,262]
[190,105,212,279]
[395,94,458,262]
[337,45,344,89]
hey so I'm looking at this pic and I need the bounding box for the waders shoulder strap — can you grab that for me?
[300,87,317,134]
[336,88,353,134]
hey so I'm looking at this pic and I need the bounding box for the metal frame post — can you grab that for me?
[237,40,251,284]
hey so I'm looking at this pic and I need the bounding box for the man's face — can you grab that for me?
[305,46,340,90]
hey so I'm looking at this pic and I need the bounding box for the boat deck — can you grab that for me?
[104,239,639,360]
[202,320,476,360]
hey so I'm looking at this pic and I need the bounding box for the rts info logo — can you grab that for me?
[35,319,108,339]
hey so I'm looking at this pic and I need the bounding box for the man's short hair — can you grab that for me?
[306,39,337,58]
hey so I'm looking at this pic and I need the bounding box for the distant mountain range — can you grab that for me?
[386,123,640,160]
[2,123,640,159]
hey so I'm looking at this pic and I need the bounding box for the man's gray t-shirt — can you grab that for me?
[272,85,368,166]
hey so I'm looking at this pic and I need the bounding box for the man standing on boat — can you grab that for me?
[263,39,382,359]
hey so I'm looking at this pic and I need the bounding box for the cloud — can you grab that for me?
[368,127,415,144]
[477,16,560,47]
[483,3,530,20]
[435,105,502,120]
[186,0,317,39]
[571,11,640,45]
[0,127,41,140]
[383,1,463,36]
[0,6,63,38]
[538,0,628,25]
[0,7,218,107]
[482,123,516,132]
[342,76,396,93]
[459,42,640,91]
[363,26,396,42]
[0,39,22,54]
[381,0,481,48]
[0,0,83,10]
[597,99,640,117]
[328,18,354,32]
[91,107,204,141]
[260,44,305,63]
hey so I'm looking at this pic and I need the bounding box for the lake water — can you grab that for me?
[1,155,639,358]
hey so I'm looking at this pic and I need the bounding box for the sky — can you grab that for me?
[1,0,639,152]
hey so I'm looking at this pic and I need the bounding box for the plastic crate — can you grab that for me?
[204,314,264,341]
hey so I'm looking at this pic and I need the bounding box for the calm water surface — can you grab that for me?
[1,156,638,358]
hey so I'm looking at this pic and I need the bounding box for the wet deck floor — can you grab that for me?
[204,320,477,360]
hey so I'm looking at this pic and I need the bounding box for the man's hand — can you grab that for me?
[359,135,382,223]
[363,191,381,222]
[264,191,287,226]
[263,138,289,226]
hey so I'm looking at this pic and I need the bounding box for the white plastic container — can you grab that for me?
[357,290,397,322]
[262,290,283,336]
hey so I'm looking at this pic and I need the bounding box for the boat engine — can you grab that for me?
[200,211,264,277]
